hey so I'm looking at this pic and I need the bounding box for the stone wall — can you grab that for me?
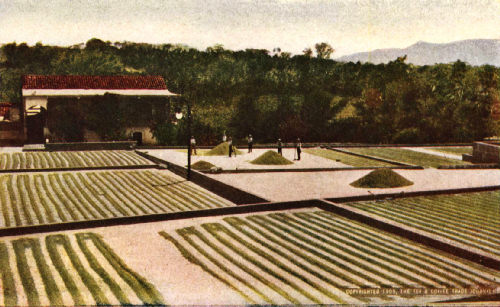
[469,142,500,163]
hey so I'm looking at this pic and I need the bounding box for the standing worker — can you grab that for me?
[190,136,197,155]
[228,137,233,157]
[295,138,302,161]
[277,138,283,156]
[222,131,227,143]
[247,134,253,153]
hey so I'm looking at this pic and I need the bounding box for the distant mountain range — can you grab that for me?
[336,39,500,66]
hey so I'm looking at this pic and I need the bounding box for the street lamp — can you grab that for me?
[175,98,192,180]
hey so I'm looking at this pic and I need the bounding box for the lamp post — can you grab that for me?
[175,98,192,180]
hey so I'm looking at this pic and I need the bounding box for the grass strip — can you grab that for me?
[146,171,224,209]
[305,148,394,167]
[21,175,46,224]
[350,201,500,255]
[15,175,34,225]
[88,151,111,167]
[309,211,491,287]
[409,196,500,229]
[315,211,500,284]
[0,154,7,169]
[6,175,22,226]
[6,154,13,169]
[104,172,160,214]
[159,231,256,304]
[78,173,129,216]
[133,172,200,211]
[247,215,392,287]
[0,176,12,227]
[428,194,500,222]
[54,174,100,220]
[36,152,50,169]
[48,174,88,220]
[63,173,110,218]
[24,153,33,169]
[295,212,460,287]
[213,221,346,303]
[97,173,152,214]
[60,152,80,168]
[12,238,39,306]
[46,234,110,305]
[344,147,468,167]
[393,199,500,240]
[382,198,500,239]
[87,173,141,216]
[114,172,173,213]
[81,232,165,305]
[225,216,365,288]
[109,151,134,165]
[132,172,196,211]
[76,233,130,304]
[177,226,289,303]
[117,172,177,212]
[269,213,422,287]
[36,174,69,222]
[28,175,55,223]
[101,151,122,166]
[143,171,210,210]
[45,235,85,305]
[13,237,63,306]
[12,153,21,169]
[75,173,129,216]
[74,152,93,167]
[204,222,322,303]
[0,242,17,306]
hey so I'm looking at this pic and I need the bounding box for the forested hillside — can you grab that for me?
[1,39,499,144]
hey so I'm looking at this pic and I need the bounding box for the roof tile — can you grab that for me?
[22,75,167,90]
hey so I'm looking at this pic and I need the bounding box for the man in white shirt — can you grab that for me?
[190,136,197,155]
[247,134,253,153]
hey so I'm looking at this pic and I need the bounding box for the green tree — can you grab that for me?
[314,42,335,59]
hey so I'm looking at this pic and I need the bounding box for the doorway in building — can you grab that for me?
[132,131,143,146]
[26,106,46,144]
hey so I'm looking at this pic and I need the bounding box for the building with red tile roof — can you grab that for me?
[21,75,178,144]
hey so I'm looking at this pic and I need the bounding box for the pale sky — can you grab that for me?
[1,0,499,56]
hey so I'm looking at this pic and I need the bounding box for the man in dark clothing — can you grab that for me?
[295,138,302,160]
[247,134,253,153]
[228,137,233,157]
[277,138,283,155]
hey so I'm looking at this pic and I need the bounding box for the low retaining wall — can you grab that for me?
[0,199,319,238]
[135,150,268,205]
[45,141,136,151]
[438,163,499,169]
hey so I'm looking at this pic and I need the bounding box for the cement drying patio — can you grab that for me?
[205,168,500,202]
[142,148,349,170]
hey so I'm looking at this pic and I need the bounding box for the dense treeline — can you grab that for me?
[1,39,499,144]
